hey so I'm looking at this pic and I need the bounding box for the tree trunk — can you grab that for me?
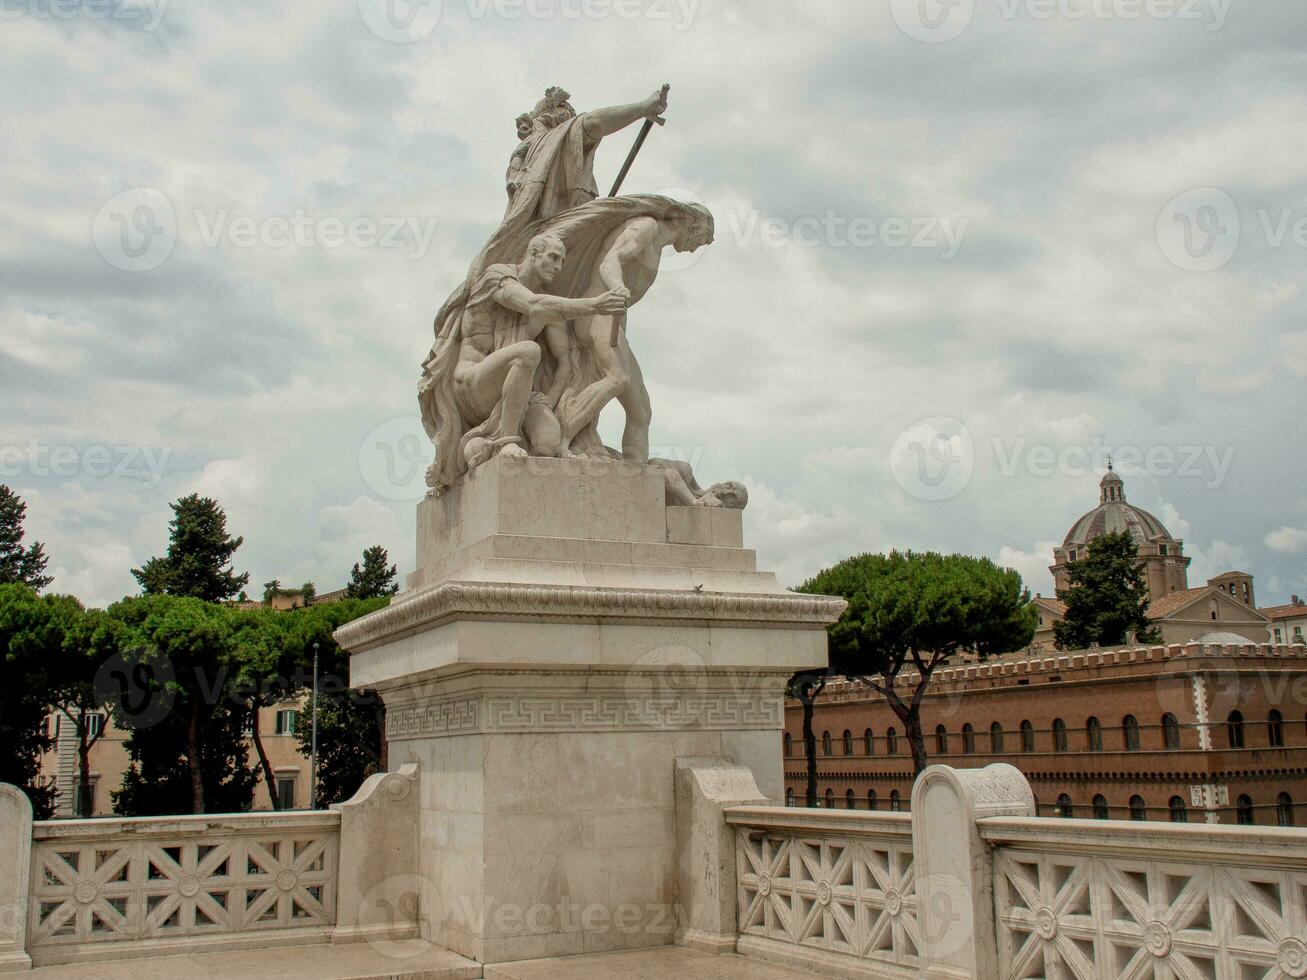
[904,708,928,776]
[186,702,205,813]
[250,704,279,809]
[797,675,826,807]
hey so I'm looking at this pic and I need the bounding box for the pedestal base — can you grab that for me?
[336,456,843,964]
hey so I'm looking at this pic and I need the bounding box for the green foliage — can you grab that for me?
[346,546,398,600]
[132,494,249,602]
[106,595,260,815]
[0,584,62,816]
[262,579,283,605]
[0,485,52,590]
[285,598,390,807]
[1054,531,1161,650]
[799,551,1036,774]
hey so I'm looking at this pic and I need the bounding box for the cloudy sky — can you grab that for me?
[2,0,1304,608]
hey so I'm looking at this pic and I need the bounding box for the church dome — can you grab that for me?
[1062,465,1176,551]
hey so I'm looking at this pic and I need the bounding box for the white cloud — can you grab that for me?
[1266,527,1307,555]
[2,4,1306,609]
[997,542,1060,598]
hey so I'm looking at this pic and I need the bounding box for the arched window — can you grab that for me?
[842,730,853,756]
[1053,719,1068,753]
[1169,796,1188,823]
[886,728,899,755]
[1020,720,1036,753]
[1123,715,1141,751]
[863,728,874,756]
[1162,714,1181,750]
[1268,710,1284,748]
[962,723,976,754]
[785,787,795,807]
[822,730,833,756]
[935,725,949,754]
[890,790,902,812]
[990,723,1005,754]
[824,788,835,809]
[783,732,793,757]
[845,788,856,809]
[867,789,878,811]
[1092,795,1109,820]
[1057,793,1074,818]
[1086,717,1103,751]
[1129,795,1147,821]
[1227,711,1245,749]
[1236,794,1254,825]
[1277,793,1295,827]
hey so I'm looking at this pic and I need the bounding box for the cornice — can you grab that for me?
[336,581,847,651]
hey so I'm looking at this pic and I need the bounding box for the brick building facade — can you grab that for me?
[784,641,1307,825]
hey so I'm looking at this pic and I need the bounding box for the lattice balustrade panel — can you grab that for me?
[737,828,919,971]
[994,848,1307,979]
[29,828,339,949]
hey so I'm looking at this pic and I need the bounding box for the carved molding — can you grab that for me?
[385,689,783,739]
[335,581,847,651]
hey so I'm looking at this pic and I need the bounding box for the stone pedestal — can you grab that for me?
[336,455,843,965]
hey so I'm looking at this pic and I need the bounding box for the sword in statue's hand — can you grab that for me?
[607,83,669,347]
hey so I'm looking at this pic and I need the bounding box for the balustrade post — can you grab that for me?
[330,764,420,947]
[0,784,32,972]
[673,757,768,954]
[911,764,1034,980]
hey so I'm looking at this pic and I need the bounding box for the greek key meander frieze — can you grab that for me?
[29,829,338,950]
[736,828,919,974]
[335,581,846,648]
[995,847,1307,978]
[386,691,782,738]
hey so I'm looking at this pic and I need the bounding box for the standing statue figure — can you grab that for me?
[555,202,714,462]
[421,85,671,494]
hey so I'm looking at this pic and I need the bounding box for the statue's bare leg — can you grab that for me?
[456,341,542,456]
[559,316,629,443]
[523,399,561,457]
[616,349,651,464]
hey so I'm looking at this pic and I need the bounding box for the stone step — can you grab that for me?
[483,946,825,979]
[26,940,481,980]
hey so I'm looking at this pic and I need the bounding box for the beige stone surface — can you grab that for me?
[331,764,421,947]
[0,783,32,972]
[23,939,481,979]
[337,449,843,967]
[482,947,822,978]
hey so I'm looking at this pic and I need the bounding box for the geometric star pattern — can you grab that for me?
[30,827,338,955]
[995,849,1307,979]
[737,828,919,974]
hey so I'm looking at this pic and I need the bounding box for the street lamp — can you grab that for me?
[310,641,320,809]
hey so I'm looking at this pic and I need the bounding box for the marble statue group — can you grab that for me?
[418,84,744,511]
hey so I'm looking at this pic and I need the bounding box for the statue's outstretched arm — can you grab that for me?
[495,280,627,321]
[582,85,669,142]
